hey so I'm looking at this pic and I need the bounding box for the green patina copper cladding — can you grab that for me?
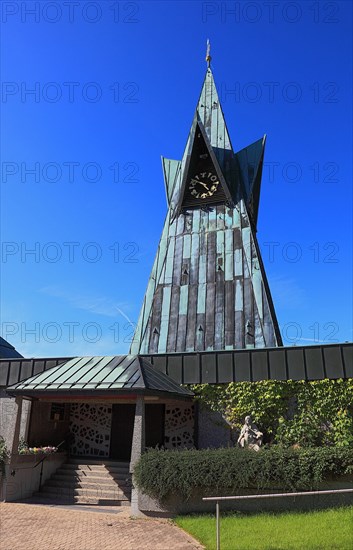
[235,136,266,228]
[8,355,193,397]
[130,68,282,355]
[162,158,181,205]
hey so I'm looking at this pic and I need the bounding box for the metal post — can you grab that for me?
[216,500,220,550]
[39,460,44,492]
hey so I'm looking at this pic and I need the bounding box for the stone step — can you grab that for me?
[60,464,129,474]
[54,468,130,480]
[41,485,131,499]
[47,478,131,490]
[32,493,131,506]
[51,474,131,486]
[68,458,130,468]
[35,458,132,507]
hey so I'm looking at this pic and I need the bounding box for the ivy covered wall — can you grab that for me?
[191,379,353,447]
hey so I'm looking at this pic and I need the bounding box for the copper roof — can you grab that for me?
[6,355,193,398]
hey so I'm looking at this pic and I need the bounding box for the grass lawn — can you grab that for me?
[175,506,353,550]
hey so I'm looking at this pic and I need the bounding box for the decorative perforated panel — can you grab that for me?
[164,403,194,449]
[69,403,112,457]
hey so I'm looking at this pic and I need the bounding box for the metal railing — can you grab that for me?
[203,488,353,550]
[34,440,66,491]
[10,440,66,492]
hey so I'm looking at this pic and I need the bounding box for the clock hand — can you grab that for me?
[198,181,210,190]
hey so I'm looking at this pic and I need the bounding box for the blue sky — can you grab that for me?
[0,0,352,357]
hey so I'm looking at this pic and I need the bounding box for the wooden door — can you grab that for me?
[145,404,165,449]
[110,404,135,460]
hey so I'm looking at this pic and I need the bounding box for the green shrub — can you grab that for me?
[18,437,29,454]
[0,436,9,477]
[134,446,353,502]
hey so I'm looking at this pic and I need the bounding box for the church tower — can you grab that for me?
[130,58,282,355]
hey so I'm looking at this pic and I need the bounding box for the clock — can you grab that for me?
[179,122,228,209]
[189,171,220,199]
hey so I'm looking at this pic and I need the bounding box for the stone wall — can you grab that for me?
[2,452,67,502]
[0,392,31,449]
[132,477,353,517]
[197,402,233,449]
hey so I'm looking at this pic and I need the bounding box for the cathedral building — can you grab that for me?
[0,59,351,509]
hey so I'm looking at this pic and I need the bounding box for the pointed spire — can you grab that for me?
[130,57,283,355]
[205,39,211,67]
[197,66,232,152]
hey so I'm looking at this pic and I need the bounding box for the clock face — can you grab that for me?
[189,171,220,199]
[180,122,227,209]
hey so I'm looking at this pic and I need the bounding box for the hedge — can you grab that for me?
[134,447,353,502]
[0,436,9,477]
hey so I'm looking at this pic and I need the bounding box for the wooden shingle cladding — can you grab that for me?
[130,69,281,355]
[131,204,281,354]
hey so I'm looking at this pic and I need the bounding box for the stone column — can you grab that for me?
[9,396,23,456]
[130,396,145,516]
[130,396,145,474]
[1,396,23,501]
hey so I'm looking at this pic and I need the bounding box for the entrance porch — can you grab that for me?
[25,396,194,461]
[4,356,194,503]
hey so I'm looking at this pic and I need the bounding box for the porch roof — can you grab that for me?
[6,355,194,399]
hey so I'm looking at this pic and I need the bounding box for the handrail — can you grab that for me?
[9,440,67,492]
[203,488,353,550]
[32,440,66,468]
[33,440,66,491]
[203,488,353,501]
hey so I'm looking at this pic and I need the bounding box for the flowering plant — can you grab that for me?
[18,441,58,455]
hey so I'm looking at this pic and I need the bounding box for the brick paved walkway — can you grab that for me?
[0,503,204,550]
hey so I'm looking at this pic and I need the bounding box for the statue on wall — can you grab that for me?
[237,415,263,451]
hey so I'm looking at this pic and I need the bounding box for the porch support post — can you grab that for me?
[130,396,146,516]
[0,396,23,501]
[9,396,23,456]
[130,395,145,474]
